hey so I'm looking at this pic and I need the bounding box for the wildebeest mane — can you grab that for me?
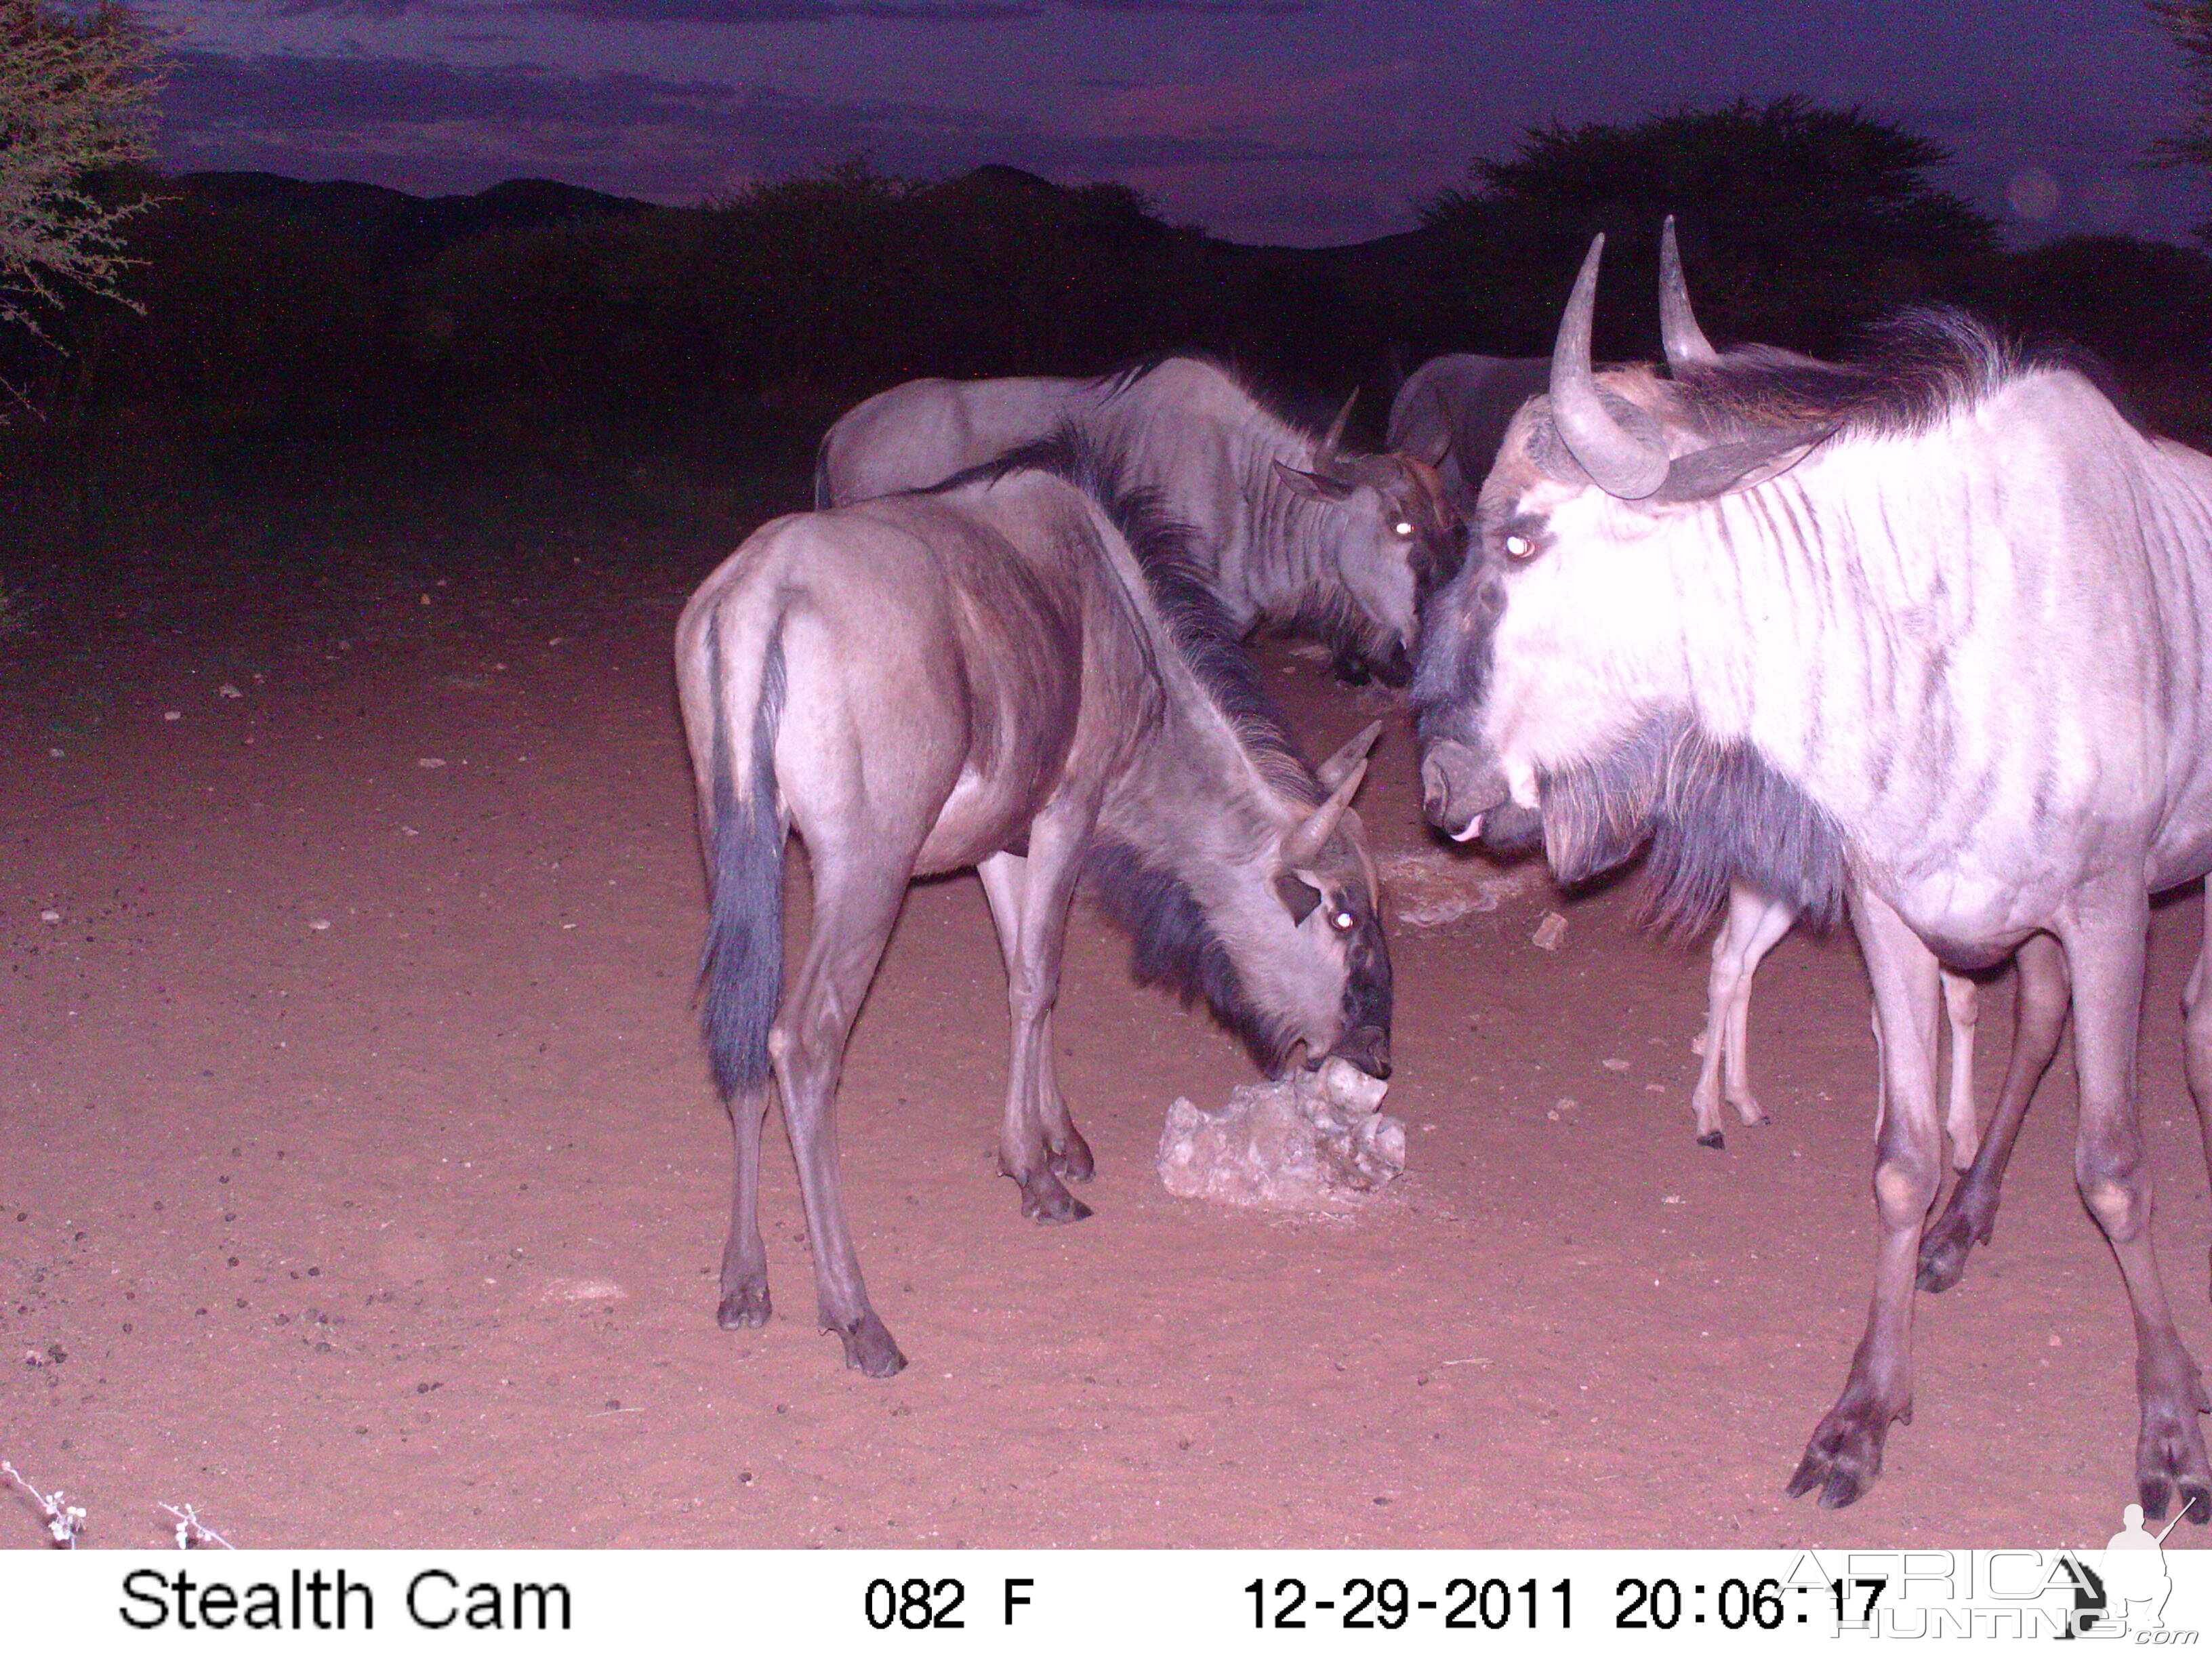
[1083,351,1325,443]
[935,425,1334,1072]
[1540,712,1847,937]
[1082,840,1297,1074]
[941,427,1324,811]
[1671,308,2142,444]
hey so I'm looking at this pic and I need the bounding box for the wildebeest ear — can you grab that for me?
[1316,720,1385,793]
[1653,430,1829,501]
[1273,871,1324,925]
[1273,461,1353,502]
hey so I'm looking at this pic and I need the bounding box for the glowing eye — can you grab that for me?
[1330,910,1356,933]
[1393,520,1414,537]
[1504,535,1533,559]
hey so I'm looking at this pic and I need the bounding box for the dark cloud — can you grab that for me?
[1896,102,2151,161]
[165,47,736,134]
[264,0,1302,18]
[268,0,434,16]
[531,0,1037,19]
[157,47,1334,205]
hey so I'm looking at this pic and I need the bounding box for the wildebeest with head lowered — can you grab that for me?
[816,357,1460,684]
[674,444,1393,1378]
[1415,231,2212,1519]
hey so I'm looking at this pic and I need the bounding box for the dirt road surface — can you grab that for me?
[4,483,2206,1550]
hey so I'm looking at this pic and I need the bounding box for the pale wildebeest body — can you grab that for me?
[1391,317,1997,1154]
[816,357,1460,684]
[674,454,1392,1377]
[1645,224,1996,1158]
[1414,232,2212,1519]
[1390,348,1912,1148]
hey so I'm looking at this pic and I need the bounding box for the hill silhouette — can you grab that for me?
[172,172,660,266]
[5,157,2211,489]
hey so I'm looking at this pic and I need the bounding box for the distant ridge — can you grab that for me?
[173,171,657,264]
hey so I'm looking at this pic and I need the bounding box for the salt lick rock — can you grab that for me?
[1157,1057,1406,1210]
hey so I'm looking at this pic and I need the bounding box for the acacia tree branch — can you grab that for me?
[0,0,166,340]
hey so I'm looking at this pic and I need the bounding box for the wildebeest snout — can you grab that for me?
[1419,739,1504,839]
[1334,1023,1391,1080]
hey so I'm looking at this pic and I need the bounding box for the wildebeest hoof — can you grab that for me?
[1049,1139,1097,1183]
[833,1311,907,1378]
[1914,1241,1969,1296]
[2136,1361,2212,1523]
[717,1283,772,1330]
[1019,1175,1093,1224]
[1696,1130,1725,1151]
[1916,1199,1995,1295]
[2140,1473,2212,1527]
[1914,1221,1984,1294]
[1786,1397,1900,1510]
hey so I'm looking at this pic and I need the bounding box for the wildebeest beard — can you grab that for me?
[1083,838,1300,1075]
[1539,712,1848,936]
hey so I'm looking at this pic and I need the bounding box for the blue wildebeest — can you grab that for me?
[1652,219,1998,1154]
[674,442,1393,1377]
[1414,230,2212,1518]
[816,356,1460,685]
[1391,243,1999,1157]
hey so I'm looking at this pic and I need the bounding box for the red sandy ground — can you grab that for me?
[3,479,2207,1551]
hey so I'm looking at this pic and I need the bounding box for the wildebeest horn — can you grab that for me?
[1658,215,1718,368]
[1282,754,1369,869]
[1315,720,1384,793]
[1315,390,1357,472]
[1550,233,1670,500]
[1409,384,1453,468]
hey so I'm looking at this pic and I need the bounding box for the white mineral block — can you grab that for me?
[1157,1057,1406,1210]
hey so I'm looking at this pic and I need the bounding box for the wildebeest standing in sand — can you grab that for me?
[1416,231,2212,1519]
[815,356,1460,684]
[674,448,1393,1377]
[1389,240,2002,1158]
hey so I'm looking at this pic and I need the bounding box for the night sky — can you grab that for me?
[145,0,2210,247]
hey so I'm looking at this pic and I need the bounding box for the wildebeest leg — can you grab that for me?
[1690,884,1793,1147]
[977,802,1096,1223]
[2182,890,2212,1300]
[1917,934,2070,1292]
[1788,886,1943,1509]
[1940,972,1980,1168]
[717,1083,777,1330]
[770,848,914,1378]
[2066,895,2212,1522]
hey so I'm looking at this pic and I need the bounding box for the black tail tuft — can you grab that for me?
[700,621,787,1096]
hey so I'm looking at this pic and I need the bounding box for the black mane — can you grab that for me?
[939,426,1330,1073]
[1673,308,2142,443]
[1538,712,1847,937]
[945,428,1323,809]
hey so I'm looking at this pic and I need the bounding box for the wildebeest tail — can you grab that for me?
[812,432,834,509]
[699,608,788,1097]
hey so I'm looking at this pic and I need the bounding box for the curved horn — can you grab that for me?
[1412,383,1453,468]
[1315,719,1384,793]
[1549,233,1669,499]
[1281,757,1368,869]
[1315,389,1357,472]
[1659,215,1718,368]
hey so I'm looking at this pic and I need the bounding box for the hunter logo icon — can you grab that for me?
[2097,1501,2187,1634]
